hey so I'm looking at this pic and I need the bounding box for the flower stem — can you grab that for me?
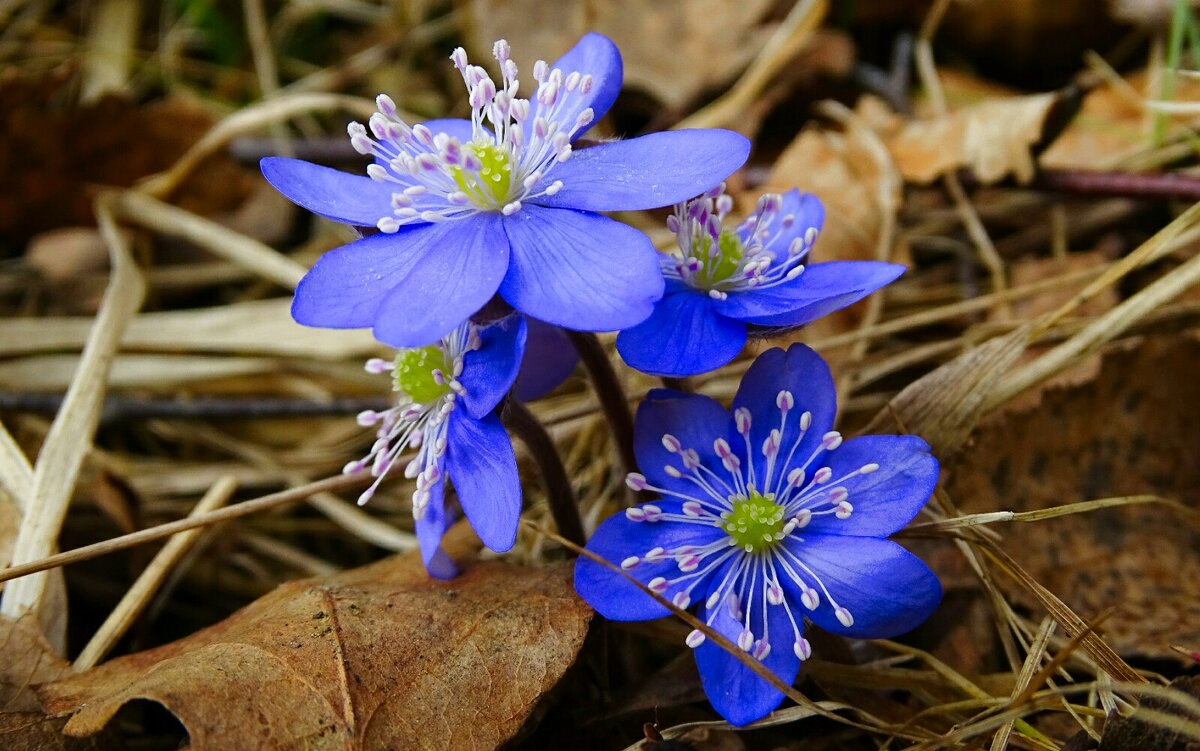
[660,376,693,393]
[564,331,638,478]
[501,398,585,548]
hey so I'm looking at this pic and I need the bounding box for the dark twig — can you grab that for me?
[958,167,1200,202]
[564,331,638,480]
[501,399,585,548]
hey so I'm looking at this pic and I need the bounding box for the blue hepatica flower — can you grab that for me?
[262,34,750,348]
[349,315,526,579]
[574,344,942,726]
[616,186,905,377]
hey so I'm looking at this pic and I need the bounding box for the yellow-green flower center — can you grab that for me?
[392,345,450,404]
[695,229,744,286]
[453,142,513,208]
[722,490,786,553]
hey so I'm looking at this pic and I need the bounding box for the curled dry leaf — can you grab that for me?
[465,0,775,109]
[859,90,1061,184]
[940,336,1200,659]
[41,559,592,750]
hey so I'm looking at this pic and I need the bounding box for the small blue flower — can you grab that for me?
[262,34,750,348]
[574,344,942,726]
[616,187,905,377]
[350,315,526,578]
[514,318,578,402]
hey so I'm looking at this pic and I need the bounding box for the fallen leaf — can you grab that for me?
[41,558,592,750]
[0,615,69,712]
[1097,676,1200,751]
[939,336,1200,659]
[465,0,775,110]
[862,90,1061,184]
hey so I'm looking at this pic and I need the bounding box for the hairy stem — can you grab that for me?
[502,399,585,548]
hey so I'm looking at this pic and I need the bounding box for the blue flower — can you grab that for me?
[262,34,751,348]
[514,318,578,402]
[616,187,905,377]
[349,315,526,578]
[574,344,942,726]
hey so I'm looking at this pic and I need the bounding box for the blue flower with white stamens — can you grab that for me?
[616,187,905,377]
[574,344,942,726]
[350,315,525,579]
[261,33,750,347]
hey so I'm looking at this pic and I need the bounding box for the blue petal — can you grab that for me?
[419,118,476,142]
[261,157,402,227]
[717,262,905,327]
[693,565,802,726]
[741,190,825,260]
[459,314,527,419]
[802,435,938,538]
[414,475,460,579]
[446,412,520,553]
[779,535,941,639]
[634,389,731,497]
[573,502,726,621]
[370,214,510,347]
[292,231,429,330]
[731,344,837,491]
[616,291,746,377]
[526,33,623,141]
[536,130,751,212]
[514,318,578,402]
[500,206,663,331]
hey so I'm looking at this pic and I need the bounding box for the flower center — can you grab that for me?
[722,490,786,553]
[392,345,450,404]
[453,142,514,208]
[695,229,744,287]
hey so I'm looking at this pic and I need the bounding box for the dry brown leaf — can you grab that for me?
[940,337,1200,659]
[41,558,592,750]
[761,120,899,264]
[464,0,775,109]
[861,91,1060,184]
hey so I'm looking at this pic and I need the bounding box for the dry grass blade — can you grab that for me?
[0,424,32,513]
[676,0,827,130]
[619,701,855,750]
[859,326,1030,454]
[72,476,239,671]
[906,494,1197,534]
[0,197,147,626]
[113,191,306,289]
[980,543,1144,685]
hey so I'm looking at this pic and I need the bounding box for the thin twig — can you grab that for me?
[0,473,367,586]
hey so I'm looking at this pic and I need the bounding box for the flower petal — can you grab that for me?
[527,32,623,139]
[500,206,663,331]
[693,567,802,726]
[616,291,746,377]
[292,230,429,330]
[779,535,941,639]
[514,318,578,402]
[634,389,731,498]
[414,475,460,579]
[717,262,905,327]
[261,156,402,227]
[446,412,520,553]
[742,190,825,260]
[536,130,751,212]
[370,214,510,347]
[802,435,938,538]
[459,314,527,419]
[419,118,476,142]
[573,502,726,621]
[730,344,837,491]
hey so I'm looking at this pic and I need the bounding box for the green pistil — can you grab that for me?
[392,345,450,404]
[695,229,744,286]
[453,142,512,207]
[722,491,786,553]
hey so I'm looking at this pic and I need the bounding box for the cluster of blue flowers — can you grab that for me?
[266,33,940,727]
